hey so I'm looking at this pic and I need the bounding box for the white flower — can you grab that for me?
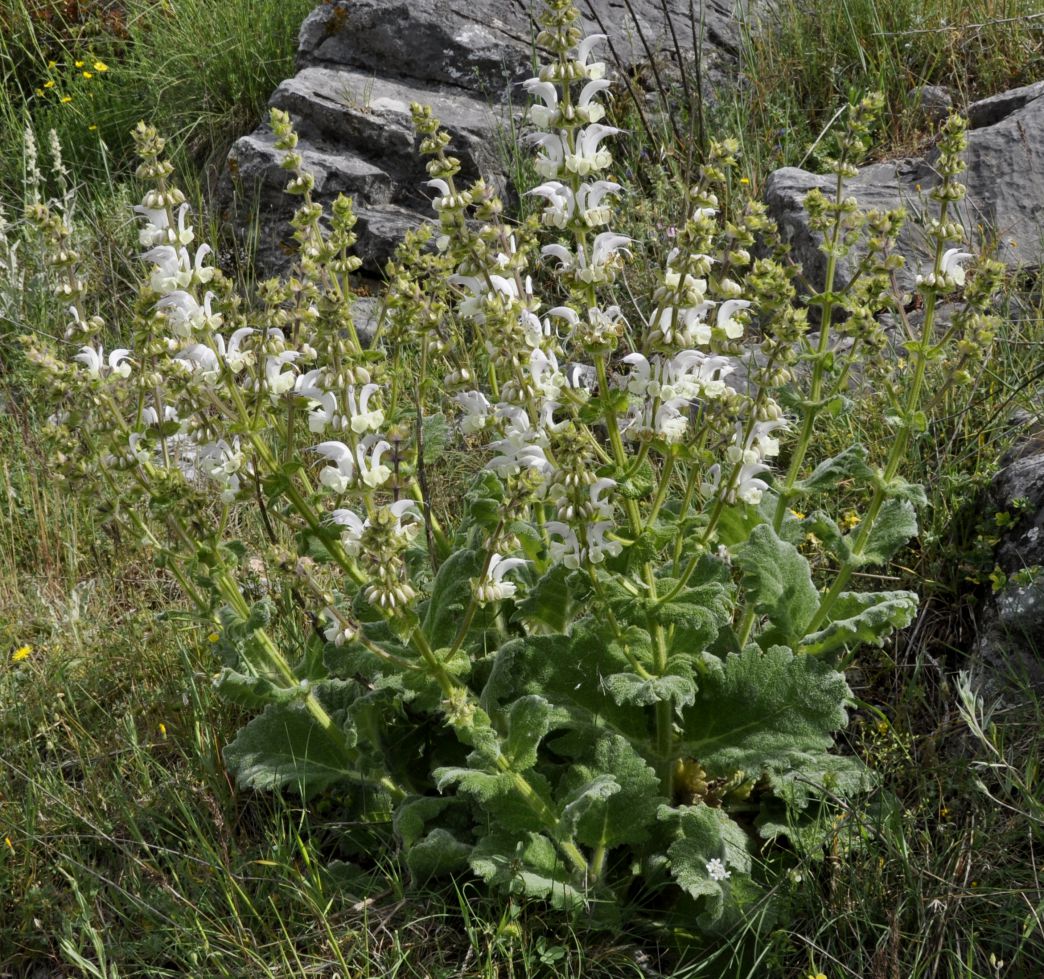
[321,607,356,647]
[474,553,528,604]
[573,33,607,79]
[564,124,620,176]
[358,437,393,488]
[263,351,300,400]
[330,507,366,555]
[938,247,974,288]
[156,289,222,336]
[716,299,751,340]
[73,345,132,380]
[527,131,567,179]
[706,858,731,882]
[347,383,384,434]
[313,437,393,492]
[455,390,491,434]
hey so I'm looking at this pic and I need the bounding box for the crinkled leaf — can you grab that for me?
[561,734,663,847]
[735,524,819,647]
[679,645,851,777]
[604,671,696,715]
[503,695,564,772]
[214,668,299,708]
[558,774,621,837]
[659,803,751,926]
[393,795,460,848]
[854,497,918,567]
[434,766,515,802]
[514,564,574,634]
[482,630,646,743]
[420,548,484,648]
[470,832,586,910]
[800,590,918,657]
[793,445,873,494]
[881,475,928,506]
[405,828,472,881]
[223,697,359,798]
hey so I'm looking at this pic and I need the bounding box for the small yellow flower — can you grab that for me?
[841,511,861,531]
[74,60,85,68]
[82,70,93,79]
[739,176,750,185]
[158,722,168,738]
[3,836,13,853]
[207,632,220,643]
[47,59,57,69]
[60,96,73,104]
[44,79,55,89]
[11,645,31,663]
[93,60,109,72]
[35,88,45,96]
[88,124,97,131]
[789,509,806,520]
[809,973,828,979]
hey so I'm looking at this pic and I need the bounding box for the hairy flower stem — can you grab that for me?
[771,168,847,532]
[804,212,950,639]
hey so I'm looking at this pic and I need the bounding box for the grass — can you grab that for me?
[0,0,317,201]
[2,0,1044,975]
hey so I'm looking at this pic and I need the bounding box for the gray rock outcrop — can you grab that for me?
[765,81,1044,293]
[973,417,1044,694]
[219,0,753,276]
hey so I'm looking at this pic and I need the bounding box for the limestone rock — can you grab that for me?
[219,0,753,276]
[973,417,1044,693]
[765,83,1044,292]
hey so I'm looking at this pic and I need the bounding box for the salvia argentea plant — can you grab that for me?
[23,0,1003,931]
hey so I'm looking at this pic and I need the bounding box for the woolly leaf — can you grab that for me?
[561,734,663,847]
[393,795,459,848]
[420,547,483,648]
[793,445,873,494]
[434,767,515,802]
[405,828,472,881]
[678,645,850,777]
[660,803,751,926]
[514,564,575,634]
[800,590,918,657]
[503,695,563,772]
[470,832,586,910]
[854,498,918,567]
[214,668,298,708]
[558,774,621,838]
[604,671,697,714]
[735,523,819,647]
[223,697,359,798]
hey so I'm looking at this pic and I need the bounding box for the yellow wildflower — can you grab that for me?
[3,836,13,853]
[739,176,750,185]
[207,632,220,643]
[44,79,55,89]
[789,509,806,520]
[809,973,827,979]
[82,71,93,79]
[74,60,85,68]
[159,722,168,738]
[47,59,57,69]
[60,96,72,104]
[35,88,44,96]
[93,60,109,72]
[841,511,861,531]
[11,645,31,663]
[88,124,97,131]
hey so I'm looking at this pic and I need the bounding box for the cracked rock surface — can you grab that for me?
[218,0,754,275]
[765,81,1044,292]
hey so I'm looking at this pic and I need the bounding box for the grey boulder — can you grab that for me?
[218,0,753,276]
[765,83,1044,293]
